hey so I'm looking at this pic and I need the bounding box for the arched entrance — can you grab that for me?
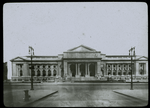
[89,64,95,76]
[80,64,85,76]
[70,64,76,77]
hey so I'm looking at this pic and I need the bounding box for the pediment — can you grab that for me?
[136,56,148,60]
[10,57,26,61]
[67,45,96,52]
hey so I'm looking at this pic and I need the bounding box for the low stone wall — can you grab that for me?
[11,76,61,82]
[11,75,148,82]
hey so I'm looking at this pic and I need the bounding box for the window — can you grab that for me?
[123,72,126,75]
[53,69,56,76]
[118,72,122,75]
[113,72,116,75]
[43,70,46,76]
[32,70,35,76]
[128,72,131,75]
[48,70,51,76]
[37,70,40,76]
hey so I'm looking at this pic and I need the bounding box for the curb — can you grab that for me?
[21,91,58,107]
[4,82,148,86]
[113,91,147,102]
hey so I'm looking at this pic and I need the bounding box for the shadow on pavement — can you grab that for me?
[3,82,14,107]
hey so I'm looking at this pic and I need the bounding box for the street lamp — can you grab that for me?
[29,46,34,90]
[129,47,135,90]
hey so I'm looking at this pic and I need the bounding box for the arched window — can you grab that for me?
[53,69,56,76]
[32,70,35,76]
[48,70,51,76]
[43,70,46,76]
[37,70,40,76]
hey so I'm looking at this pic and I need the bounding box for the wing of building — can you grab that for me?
[10,45,148,82]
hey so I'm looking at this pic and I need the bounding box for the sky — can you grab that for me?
[4,2,148,62]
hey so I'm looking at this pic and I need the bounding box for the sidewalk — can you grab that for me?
[3,81,148,86]
[4,89,58,107]
[113,89,148,101]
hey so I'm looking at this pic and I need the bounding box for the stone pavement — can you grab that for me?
[3,89,58,107]
[113,89,148,101]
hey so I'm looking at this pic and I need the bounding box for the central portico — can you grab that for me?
[63,45,102,78]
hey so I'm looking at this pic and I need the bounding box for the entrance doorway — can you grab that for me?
[80,64,85,76]
[89,64,95,76]
[70,64,76,77]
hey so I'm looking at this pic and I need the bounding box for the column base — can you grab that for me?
[85,75,90,77]
[75,75,80,78]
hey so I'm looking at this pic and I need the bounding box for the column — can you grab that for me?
[97,61,101,75]
[121,64,123,76]
[128,64,130,75]
[76,63,78,77]
[87,63,90,77]
[56,66,59,76]
[145,62,148,76]
[22,63,28,76]
[78,63,80,77]
[106,64,108,75]
[34,69,37,76]
[12,63,17,76]
[111,64,113,75]
[135,62,139,76]
[67,63,70,76]
[116,64,118,75]
[95,63,97,76]
[51,68,53,76]
[16,64,19,76]
[63,62,67,75]
[85,63,87,77]
[58,62,61,77]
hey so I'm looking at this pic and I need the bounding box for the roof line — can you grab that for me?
[67,44,96,51]
[25,56,58,57]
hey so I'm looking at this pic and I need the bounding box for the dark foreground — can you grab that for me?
[4,83,148,107]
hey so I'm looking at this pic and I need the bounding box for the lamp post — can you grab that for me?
[129,47,135,90]
[29,46,34,90]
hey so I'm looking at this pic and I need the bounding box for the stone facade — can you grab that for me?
[10,45,148,82]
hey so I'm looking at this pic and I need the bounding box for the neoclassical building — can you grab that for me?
[10,45,148,82]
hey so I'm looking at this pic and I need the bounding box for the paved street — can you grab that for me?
[4,83,148,107]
